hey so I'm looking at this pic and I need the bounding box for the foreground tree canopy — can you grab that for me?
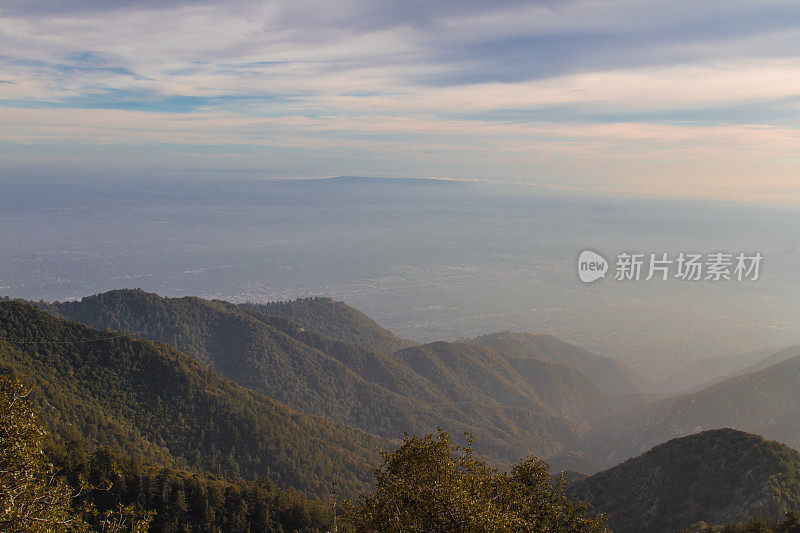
[0,373,80,531]
[0,373,149,532]
[341,429,608,532]
[0,369,333,531]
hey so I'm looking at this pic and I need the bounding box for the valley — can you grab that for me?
[3,290,799,531]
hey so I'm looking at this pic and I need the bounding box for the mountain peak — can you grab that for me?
[238,297,412,354]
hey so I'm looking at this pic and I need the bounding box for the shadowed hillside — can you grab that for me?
[43,289,643,464]
[0,300,381,498]
[568,429,800,533]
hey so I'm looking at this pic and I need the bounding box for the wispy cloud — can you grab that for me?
[1,0,800,202]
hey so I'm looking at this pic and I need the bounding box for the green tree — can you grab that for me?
[0,373,84,531]
[0,373,150,532]
[340,429,608,532]
[780,511,800,532]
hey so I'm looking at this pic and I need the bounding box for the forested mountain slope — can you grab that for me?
[44,289,639,464]
[0,300,381,498]
[393,341,617,427]
[471,331,653,396]
[568,429,800,533]
[238,297,412,354]
[50,289,452,443]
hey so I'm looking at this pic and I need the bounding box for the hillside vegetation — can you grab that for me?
[7,291,800,532]
[471,331,653,396]
[568,429,800,533]
[48,289,646,464]
[0,372,333,531]
[239,297,412,354]
[0,300,380,499]
[342,429,608,532]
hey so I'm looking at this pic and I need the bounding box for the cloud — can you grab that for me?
[1,88,288,113]
[0,0,220,16]
[1,0,800,202]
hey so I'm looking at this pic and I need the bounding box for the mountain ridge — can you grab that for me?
[0,299,382,498]
[41,288,645,465]
[470,331,654,396]
[559,352,800,473]
[568,428,800,533]
[238,296,412,354]
[657,345,793,393]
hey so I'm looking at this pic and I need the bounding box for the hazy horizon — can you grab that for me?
[3,0,800,378]
[2,176,798,379]
[4,1,800,203]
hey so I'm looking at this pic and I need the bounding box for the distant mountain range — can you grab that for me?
[656,345,796,393]
[707,345,800,387]
[568,429,800,532]
[6,288,800,531]
[40,289,651,464]
[40,289,800,479]
[556,349,800,473]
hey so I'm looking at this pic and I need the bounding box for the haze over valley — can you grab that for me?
[3,288,800,531]
[2,177,799,379]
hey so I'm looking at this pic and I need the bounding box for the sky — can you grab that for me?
[2,0,800,202]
